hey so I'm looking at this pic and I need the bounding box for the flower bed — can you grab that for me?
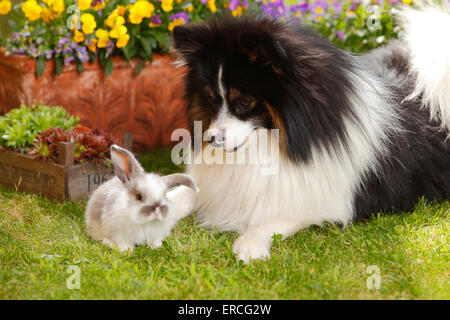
[0,0,247,76]
[0,0,420,151]
[0,0,418,74]
[0,104,130,200]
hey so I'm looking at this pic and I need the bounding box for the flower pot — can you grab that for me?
[0,48,188,151]
[0,133,133,201]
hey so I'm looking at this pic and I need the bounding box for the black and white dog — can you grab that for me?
[172,6,450,263]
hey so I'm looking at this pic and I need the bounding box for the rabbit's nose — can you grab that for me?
[140,205,154,216]
[154,205,169,219]
[140,204,168,218]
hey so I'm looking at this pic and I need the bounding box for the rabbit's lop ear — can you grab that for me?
[162,174,199,192]
[110,145,144,184]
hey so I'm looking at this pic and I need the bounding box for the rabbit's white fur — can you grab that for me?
[85,145,198,252]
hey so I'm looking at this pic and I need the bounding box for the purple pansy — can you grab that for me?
[151,14,162,25]
[170,12,189,23]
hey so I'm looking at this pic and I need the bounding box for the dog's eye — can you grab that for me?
[235,98,256,115]
[204,86,217,104]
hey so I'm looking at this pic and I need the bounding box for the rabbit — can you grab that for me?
[85,144,199,252]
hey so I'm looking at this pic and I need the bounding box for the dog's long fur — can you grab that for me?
[173,6,450,263]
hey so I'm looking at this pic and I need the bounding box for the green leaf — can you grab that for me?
[105,58,113,77]
[150,37,157,50]
[76,60,84,74]
[8,20,18,32]
[99,50,106,67]
[31,25,44,37]
[130,24,141,37]
[88,51,96,63]
[36,56,47,78]
[154,32,171,52]
[55,57,63,76]
[139,37,153,59]
[137,59,144,75]
[128,45,137,58]
[122,45,131,62]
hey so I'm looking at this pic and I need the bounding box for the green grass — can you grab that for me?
[0,149,448,299]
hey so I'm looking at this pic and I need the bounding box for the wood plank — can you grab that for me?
[57,142,75,167]
[0,150,66,200]
[66,162,115,200]
[124,132,133,151]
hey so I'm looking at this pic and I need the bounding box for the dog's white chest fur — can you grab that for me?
[188,150,356,233]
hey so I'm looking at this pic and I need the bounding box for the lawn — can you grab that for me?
[0,149,448,299]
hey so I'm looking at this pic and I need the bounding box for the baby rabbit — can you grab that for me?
[85,145,198,252]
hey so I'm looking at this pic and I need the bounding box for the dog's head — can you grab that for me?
[173,17,354,161]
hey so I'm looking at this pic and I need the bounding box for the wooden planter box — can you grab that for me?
[0,134,132,201]
[0,49,188,151]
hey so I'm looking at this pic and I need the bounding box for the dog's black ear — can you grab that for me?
[172,23,208,65]
[172,24,192,51]
[239,28,289,74]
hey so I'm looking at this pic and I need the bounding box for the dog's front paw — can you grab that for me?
[232,232,270,264]
[117,243,134,252]
[149,240,162,249]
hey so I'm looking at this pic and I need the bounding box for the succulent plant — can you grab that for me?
[30,128,121,164]
[0,103,79,151]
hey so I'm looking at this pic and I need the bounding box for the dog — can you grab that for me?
[172,5,450,263]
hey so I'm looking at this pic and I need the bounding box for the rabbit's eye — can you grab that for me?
[135,192,143,201]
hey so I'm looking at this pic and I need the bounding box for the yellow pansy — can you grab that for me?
[183,4,193,12]
[232,6,243,17]
[129,0,154,24]
[48,0,65,14]
[0,0,12,15]
[81,13,97,34]
[105,12,125,28]
[128,12,141,24]
[105,12,119,27]
[168,18,184,32]
[73,29,85,42]
[161,0,173,12]
[41,7,53,22]
[116,34,130,48]
[109,25,127,39]
[95,29,109,48]
[403,0,412,4]
[93,2,105,11]
[207,0,216,13]
[88,39,98,52]
[78,0,92,11]
[114,16,125,26]
[21,0,42,21]
[116,5,127,16]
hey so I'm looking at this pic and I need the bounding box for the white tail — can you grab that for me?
[398,4,450,137]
